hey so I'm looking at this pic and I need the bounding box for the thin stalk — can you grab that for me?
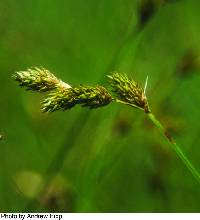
[115,99,144,111]
[147,112,200,184]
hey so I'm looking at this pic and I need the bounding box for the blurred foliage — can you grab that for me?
[0,0,200,212]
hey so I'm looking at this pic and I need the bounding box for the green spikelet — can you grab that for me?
[41,85,112,112]
[13,67,71,92]
[107,72,150,113]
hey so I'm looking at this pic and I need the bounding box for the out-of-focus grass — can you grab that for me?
[0,0,200,212]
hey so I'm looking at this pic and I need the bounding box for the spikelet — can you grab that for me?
[13,67,71,92]
[107,72,150,113]
[41,85,112,112]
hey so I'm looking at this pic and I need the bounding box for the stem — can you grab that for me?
[115,99,144,111]
[147,112,200,184]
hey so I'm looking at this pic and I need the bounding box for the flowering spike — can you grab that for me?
[13,67,71,92]
[107,72,150,113]
[41,85,112,113]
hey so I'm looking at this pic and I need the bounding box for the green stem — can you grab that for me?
[147,112,200,184]
[115,99,144,111]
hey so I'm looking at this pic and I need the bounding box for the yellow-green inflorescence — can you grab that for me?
[13,67,112,112]
[107,72,150,113]
[13,68,200,184]
[42,85,112,112]
[13,67,71,92]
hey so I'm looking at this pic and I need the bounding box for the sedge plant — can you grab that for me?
[13,67,200,184]
[107,72,200,184]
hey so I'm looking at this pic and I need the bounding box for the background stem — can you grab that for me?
[147,112,200,184]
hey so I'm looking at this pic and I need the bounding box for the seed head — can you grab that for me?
[107,72,150,113]
[42,85,112,112]
[13,67,71,92]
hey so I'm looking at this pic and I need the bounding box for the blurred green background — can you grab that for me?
[0,0,200,212]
